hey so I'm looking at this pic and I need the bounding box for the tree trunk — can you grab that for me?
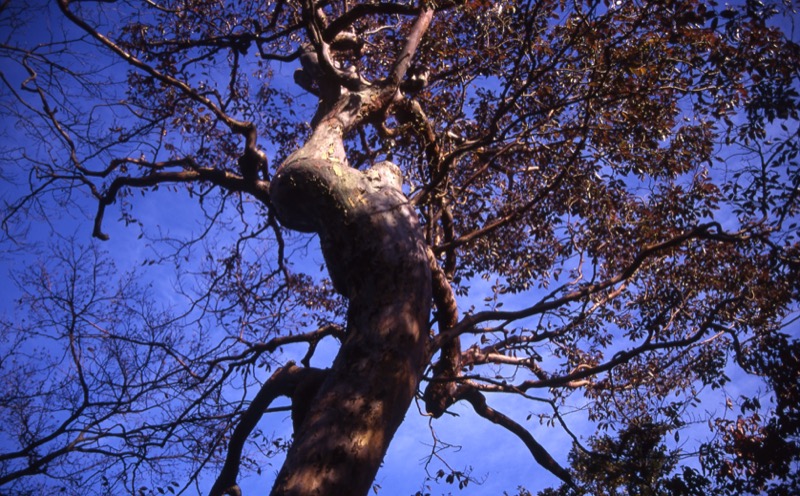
[268,96,432,495]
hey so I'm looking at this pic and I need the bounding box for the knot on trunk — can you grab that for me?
[270,157,410,297]
[269,157,354,233]
[423,368,460,418]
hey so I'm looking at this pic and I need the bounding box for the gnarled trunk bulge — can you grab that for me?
[268,97,432,495]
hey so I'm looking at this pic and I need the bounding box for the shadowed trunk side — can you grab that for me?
[268,94,431,495]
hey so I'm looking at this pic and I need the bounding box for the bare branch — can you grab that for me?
[91,163,271,240]
[456,385,575,488]
[209,363,326,496]
[56,1,243,132]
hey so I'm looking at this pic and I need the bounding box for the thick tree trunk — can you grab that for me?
[268,103,432,495]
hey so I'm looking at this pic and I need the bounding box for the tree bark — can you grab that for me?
[268,92,432,495]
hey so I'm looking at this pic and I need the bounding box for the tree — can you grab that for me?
[1,0,799,495]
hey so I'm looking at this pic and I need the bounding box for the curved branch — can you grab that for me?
[387,97,441,173]
[92,165,270,240]
[57,0,247,134]
[249,323,345,357]
[323,2,419,41]
[209,363,326,496]
[57,0,267,187]
[322,0,465,43]
[456,386,575,488]
[515,297,738,391]
[423,247,461,417]
[202,324,345,373]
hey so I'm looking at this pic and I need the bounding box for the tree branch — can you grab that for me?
[92,164,270,240]
[57,0,246,134]
[209,363,326,496]
[456,385,575,488]
[322,2,418,42]
[423,247,461,417]
[435,223,724,345]
[57,0,267,197]
[515,297,738,391]
[387,6,434,87]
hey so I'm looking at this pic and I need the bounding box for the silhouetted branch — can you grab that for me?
[92,165,270,240]
[456,385,575,488]
[209,363,326,496]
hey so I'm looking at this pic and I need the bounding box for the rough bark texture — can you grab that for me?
[268,103,431,495]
